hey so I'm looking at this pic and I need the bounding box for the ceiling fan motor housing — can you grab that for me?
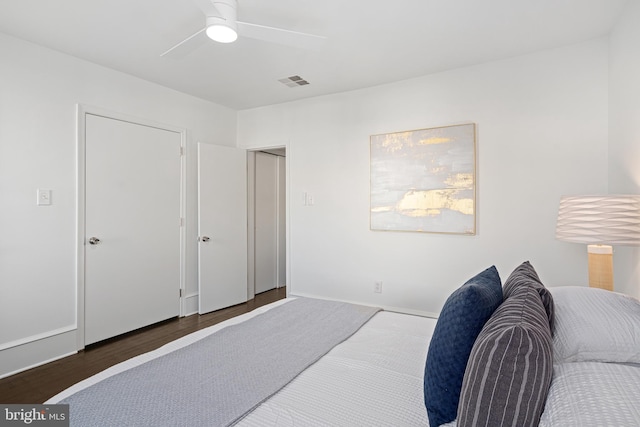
[206,0,238,43]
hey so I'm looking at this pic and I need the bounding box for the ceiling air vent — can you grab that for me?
[278,75,310,88]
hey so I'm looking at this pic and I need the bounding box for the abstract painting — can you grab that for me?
[370,123,476,234]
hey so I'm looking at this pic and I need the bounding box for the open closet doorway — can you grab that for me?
[248,149,286,300]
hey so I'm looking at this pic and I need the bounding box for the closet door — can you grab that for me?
[84,113,181,345]
[254,152,278,294]
[276,156,286,287]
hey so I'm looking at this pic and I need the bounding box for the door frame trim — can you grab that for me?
[76,104,187,350]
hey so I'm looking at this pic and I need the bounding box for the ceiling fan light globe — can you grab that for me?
[206,24,238,43]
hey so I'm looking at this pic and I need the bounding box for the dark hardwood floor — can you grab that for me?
[0,287,286,404]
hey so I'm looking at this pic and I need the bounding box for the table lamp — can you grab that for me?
[556,195,640,290]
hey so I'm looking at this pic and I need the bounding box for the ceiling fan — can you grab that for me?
[161,0,327,57]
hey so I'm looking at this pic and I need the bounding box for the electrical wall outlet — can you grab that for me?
[374,281,383,293]
[37,189,52,206]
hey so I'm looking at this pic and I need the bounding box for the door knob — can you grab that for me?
[200,236,210,242]
[88,237,101,245]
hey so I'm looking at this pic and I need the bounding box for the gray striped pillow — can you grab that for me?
[503,261,555,330]
[457,276,553,427]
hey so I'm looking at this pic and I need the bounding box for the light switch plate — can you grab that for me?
[37,189,52,206]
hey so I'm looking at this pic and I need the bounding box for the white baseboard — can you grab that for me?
[0,330,77,379]
[183,293,199,316]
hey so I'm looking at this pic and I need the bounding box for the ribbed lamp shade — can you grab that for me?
[556,195,640,245]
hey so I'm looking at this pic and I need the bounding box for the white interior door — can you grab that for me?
[254,152,278,294]
[198,143,248,314]
[85,114,181,345]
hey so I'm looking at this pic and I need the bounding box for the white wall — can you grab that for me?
[0,33,236,377]
[239,39,610,315]
[609,0,640,298]
[3,12,636,377]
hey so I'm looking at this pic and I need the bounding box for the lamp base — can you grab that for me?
[587,244,614,291]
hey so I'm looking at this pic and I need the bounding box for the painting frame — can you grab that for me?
[370,123,476,235]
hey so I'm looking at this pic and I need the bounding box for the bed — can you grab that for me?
[47,261,640,427]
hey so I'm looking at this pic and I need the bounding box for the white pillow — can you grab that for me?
[549,286,640,364]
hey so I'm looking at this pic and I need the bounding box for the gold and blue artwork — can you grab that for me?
[370,123,476,234]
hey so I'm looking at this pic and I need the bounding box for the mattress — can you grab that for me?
[48,299,437,426]
[539,361,640,427]
[239,310,436,426]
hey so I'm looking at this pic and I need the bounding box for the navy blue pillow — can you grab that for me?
[423,266,503,427]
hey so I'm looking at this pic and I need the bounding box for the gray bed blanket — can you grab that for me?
[61,298,381,426]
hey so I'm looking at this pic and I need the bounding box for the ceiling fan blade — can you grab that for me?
[161,27,207,57]
[237,21,327,50]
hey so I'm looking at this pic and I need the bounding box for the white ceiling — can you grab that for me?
[0,0,629,110]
